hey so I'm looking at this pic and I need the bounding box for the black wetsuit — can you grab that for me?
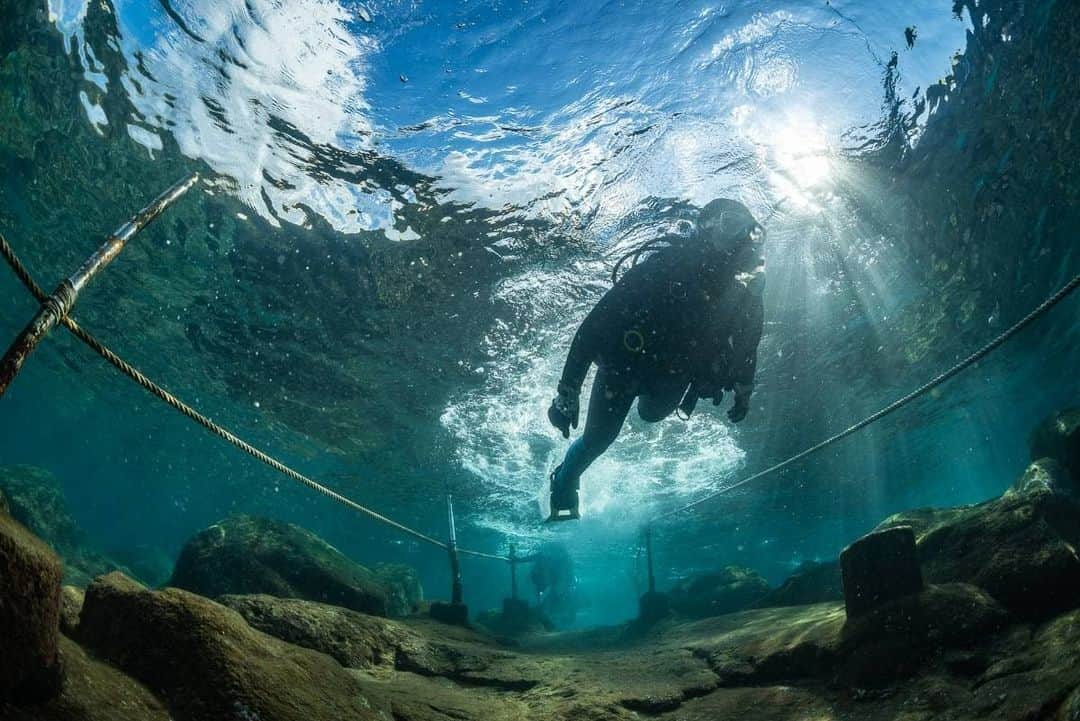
[552,241,764,489]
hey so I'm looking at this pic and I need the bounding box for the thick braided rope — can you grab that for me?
[0,233,509,562]
[653,271,1080,523]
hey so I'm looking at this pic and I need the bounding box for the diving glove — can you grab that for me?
[547,382,580,439]
[727,382,753,423]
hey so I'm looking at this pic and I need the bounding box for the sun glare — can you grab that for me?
[770,119,833,189]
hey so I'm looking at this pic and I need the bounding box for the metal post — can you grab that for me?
[446,494,463,605]
[645,525,656,594]
[0,174,199,399]
[509,543,518,601]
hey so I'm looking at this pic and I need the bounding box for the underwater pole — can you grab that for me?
[446,493,464,605]
[645,525,656,594]
[0,174,199,399]
[509,543,519,600]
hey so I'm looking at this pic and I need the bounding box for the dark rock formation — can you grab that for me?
[668,566,771,619]
[220,593,415,670]
[169,515,393,616]
[757,560,843,608]
[875,459,1080,619]
[839,583,1007,685]
[1029,407,1080,483]
[78,572,380,721]
[0,512,63,703]
[840,526,923,618]
[475,599,552,637]
[0,465,119,586]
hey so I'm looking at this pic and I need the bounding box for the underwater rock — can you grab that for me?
[0,635,170,721]
[1029,407,1080,483]
[838,583,1007,686]
[224,593,543,691]
[756,560,843,608]
[475,599,552,637]
[169,514,393,616]
[1007,457,1075,498]
[0,513,63,703]
[78,572,380,721]
[373,562,425,616]
[0,465,119,586]
[0,487,9,516]
[876,460,1080,619]
[840,526,923,618]
[668,566,771,619]
[59,585,85,637]
[429,600,470,626]
[220,593,417,670]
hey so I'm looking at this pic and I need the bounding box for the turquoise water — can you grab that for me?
[1,0,1077,627]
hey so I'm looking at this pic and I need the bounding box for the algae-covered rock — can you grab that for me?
[59,585,85,637]
[169,514,393,616]
[0,513,63,703]
[756,560,843,608]
[220,593,417,670]
[1008,457,1076,498]
[875,460,1080,619]
[669,566,770,619]
[1030,408,1080,481]
[0,465,119,586]
[78,572,380,721]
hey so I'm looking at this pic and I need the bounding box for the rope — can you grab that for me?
[0,233,510,563]
[652,271,1080,523]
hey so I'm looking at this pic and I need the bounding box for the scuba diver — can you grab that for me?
[524,542,580,627]
[546,198,766,521]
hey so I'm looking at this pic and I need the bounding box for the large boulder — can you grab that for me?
[0,513,63,703]
[1029,407,1080,482]
[756,560,843,608]
[875,459,1080,619]
[0,465,119,585]
[838,583,1008,686]
[669,566,771,619]
[169,515,394,616]
[78,572,380,721]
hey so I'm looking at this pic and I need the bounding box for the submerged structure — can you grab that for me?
[1,0,1079,718]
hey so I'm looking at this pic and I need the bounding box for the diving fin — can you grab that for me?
[546,465,581,522]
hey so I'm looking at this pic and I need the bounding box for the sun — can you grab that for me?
[770,118,833,189]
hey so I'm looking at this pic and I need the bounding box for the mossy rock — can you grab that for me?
[0,465,119,586]
[170,515,395,616]
[875,460,1080,619]
[669,566,771,619]
[0,513,63,703]
[78,573,381,721]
